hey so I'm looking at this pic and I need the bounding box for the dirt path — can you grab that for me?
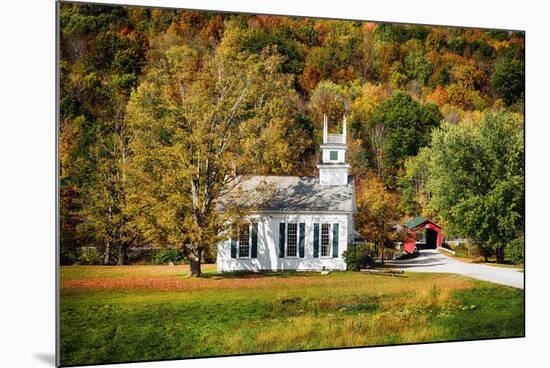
[385,249,524,289]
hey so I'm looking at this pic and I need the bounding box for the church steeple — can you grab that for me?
[318,114,350,185]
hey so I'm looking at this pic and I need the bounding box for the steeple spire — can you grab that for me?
[323,114,328,144]
[343,114,347,143]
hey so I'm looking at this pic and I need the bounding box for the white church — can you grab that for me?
[216,115,359,272]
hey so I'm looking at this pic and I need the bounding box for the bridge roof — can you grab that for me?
[403,216,441,230]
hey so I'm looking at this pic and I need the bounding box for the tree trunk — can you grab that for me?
[380,242,385,265]
[104,240,110,265]
[117,244,128,265]
[188,249,203,277]
[495,246,505,264]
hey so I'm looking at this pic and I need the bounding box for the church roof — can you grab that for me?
[217,175,355,213]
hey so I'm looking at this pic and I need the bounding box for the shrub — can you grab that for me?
[153,248,186,265]
[447,240,493,260]
[343,243,372,271]
[61,247,79,265]
[77,247,102,265]
[506,237,524,264]
[461,240,492,260]
[449,241,468,257]
[396,248,419,260]
[126,248,158,265]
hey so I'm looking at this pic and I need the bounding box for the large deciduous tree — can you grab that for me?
[126,32,305,276]
[355,176,401,264]
[414,112,524,263]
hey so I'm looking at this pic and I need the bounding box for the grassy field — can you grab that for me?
[60,265,524,366]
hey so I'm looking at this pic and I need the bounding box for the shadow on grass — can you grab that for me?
[362,273,409,278]
[200,270,324,279]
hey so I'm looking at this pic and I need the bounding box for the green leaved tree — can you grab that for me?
[420,112,524,263]
[492,57,524,107]
[370,91,442,185]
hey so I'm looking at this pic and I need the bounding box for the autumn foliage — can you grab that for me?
[59,3,524,268]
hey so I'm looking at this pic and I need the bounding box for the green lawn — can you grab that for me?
[60,265,524,366]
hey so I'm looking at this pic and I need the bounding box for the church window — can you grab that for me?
[286,223,298,257]
[238,223,250,258]
[321,224,330,257]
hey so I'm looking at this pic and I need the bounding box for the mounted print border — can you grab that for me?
[56,1,525,366]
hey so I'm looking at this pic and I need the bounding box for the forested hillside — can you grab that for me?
[59,3,524,266]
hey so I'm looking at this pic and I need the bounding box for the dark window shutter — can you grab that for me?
[230,237,237,258]
[251,222,258,258]
[279,222,285,258]
[313,223,319,258]
[299,223,305,258]
[333,223,339,258]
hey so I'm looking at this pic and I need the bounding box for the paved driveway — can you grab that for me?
[385,249,524,289]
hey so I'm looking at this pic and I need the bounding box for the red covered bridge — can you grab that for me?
[402,216,443,253]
